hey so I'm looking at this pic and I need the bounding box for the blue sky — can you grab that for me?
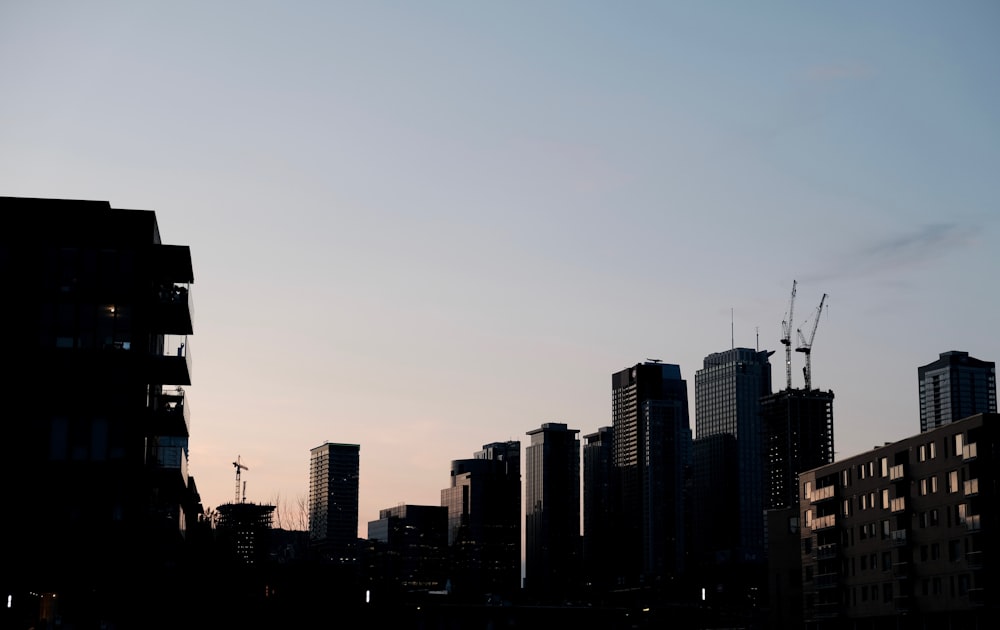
[3,1,998,530]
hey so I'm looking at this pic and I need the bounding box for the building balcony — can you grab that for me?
[969,588,986,606]
[890,529,908,546]
[814,572,839,589]
[151,282,194,335]
[963,514,981,532]
[815,543,838,560]
[812,514,836,530]
[966,550,983,570]
[147,435,189,493]
[150,387,191,438]
[964,478,979,497]
[148,334,191,385]
[893,594,911,614]
[892,561,910,579]
[811,485,836,503]
[963,442,978,462]
[890,497,907,514]
[151,244,195,284]
[889,464,906,481]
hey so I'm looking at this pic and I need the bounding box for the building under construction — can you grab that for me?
[762,387,835,510]
[216,502,276,566]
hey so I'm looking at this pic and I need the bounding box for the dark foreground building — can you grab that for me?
[0,197,203,628]
[799,413,999,629]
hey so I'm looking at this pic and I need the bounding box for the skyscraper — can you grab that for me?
[693,348,774,560]
[583,426,614,592]
[309,442,361,564]
[1,197,201,627]
[919,351,996,432]
[611,361,691,586]
[440,440,521,601]
[525,422,580,599]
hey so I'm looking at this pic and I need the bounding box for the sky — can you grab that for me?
[2,1,998,533]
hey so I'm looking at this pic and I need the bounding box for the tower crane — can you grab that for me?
[233,455,248,504]
[780,280,797,390]
[796,293,827,391]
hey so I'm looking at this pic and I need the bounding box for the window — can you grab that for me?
[880,457,888,477]
[919,444,927,462]
[948,470,959,493]
[954,433,964,456]
[920,478,928,496]
[804,480,812,499]
[931,543,940,560]
[842,468,850,487]
[882,489,890,509]
[843,499,851,517]
[882,551,892,571]
[931,475,938,493]
[949,539,961,562]
[929,441,936,459]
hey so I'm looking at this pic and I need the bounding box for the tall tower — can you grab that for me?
[611,361,691,586]
[919,351,996,432]
[309,442,361,564]
[693,348,774,559]
[1,197,200,626]
[525,422,580,599]
[440,440,521,601]
[583,426,614,592]
[761,388,835,510]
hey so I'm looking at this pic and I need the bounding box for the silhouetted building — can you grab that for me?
[583,426,614,593]
[216,502,276,566]
[919,351,996,432]
[441,440,521,602]
[525,422,581,600]
[762,388,835,510]
[366,504,448,600]
[691,348,773,611]
[0,197,202,628]
[309,442,360,564]
[800,413,999,629]
[611,361,691,588]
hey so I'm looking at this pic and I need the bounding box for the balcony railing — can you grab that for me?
[812,514,836,530]
[811,485,836,503]
[816,543,838,560]
[146,435,189,489]
[815,572,839,589]
[148,334,192,385]
[963,442,978,461]
[964,478,979,497]
[892,561,910,579]
[966,550,983,569]
[150,387,191,438]
[893,594,911,613]
[889,464,906,481]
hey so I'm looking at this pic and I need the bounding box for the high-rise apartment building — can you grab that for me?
[919,351,996,432]
[611,361,691,586]
[1,197,201,627]
[309,442,361,564]
[366,504,448,599]
[799,413,998,628]
[525,422,581,599]
[583,426,614,592]
[440,440,521,601]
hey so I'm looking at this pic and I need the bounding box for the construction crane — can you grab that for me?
[233,455,248,504]
[780,280,797,390]
[796,293,828,391]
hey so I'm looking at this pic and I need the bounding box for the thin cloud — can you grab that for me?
[802,223,978,283]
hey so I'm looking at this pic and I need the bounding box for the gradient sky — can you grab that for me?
[3,1,998,533]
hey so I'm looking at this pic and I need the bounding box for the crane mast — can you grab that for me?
[780,280,797,390]
[796,293,827,390]
[233,455,249,504]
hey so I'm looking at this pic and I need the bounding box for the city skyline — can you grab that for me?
[2,0,998,529]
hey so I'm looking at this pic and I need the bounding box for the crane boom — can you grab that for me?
[795,293,827,390]
[780,280,797,390]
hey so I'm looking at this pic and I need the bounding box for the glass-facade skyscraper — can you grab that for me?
[918,350,996,432]
[309,442,361,564]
